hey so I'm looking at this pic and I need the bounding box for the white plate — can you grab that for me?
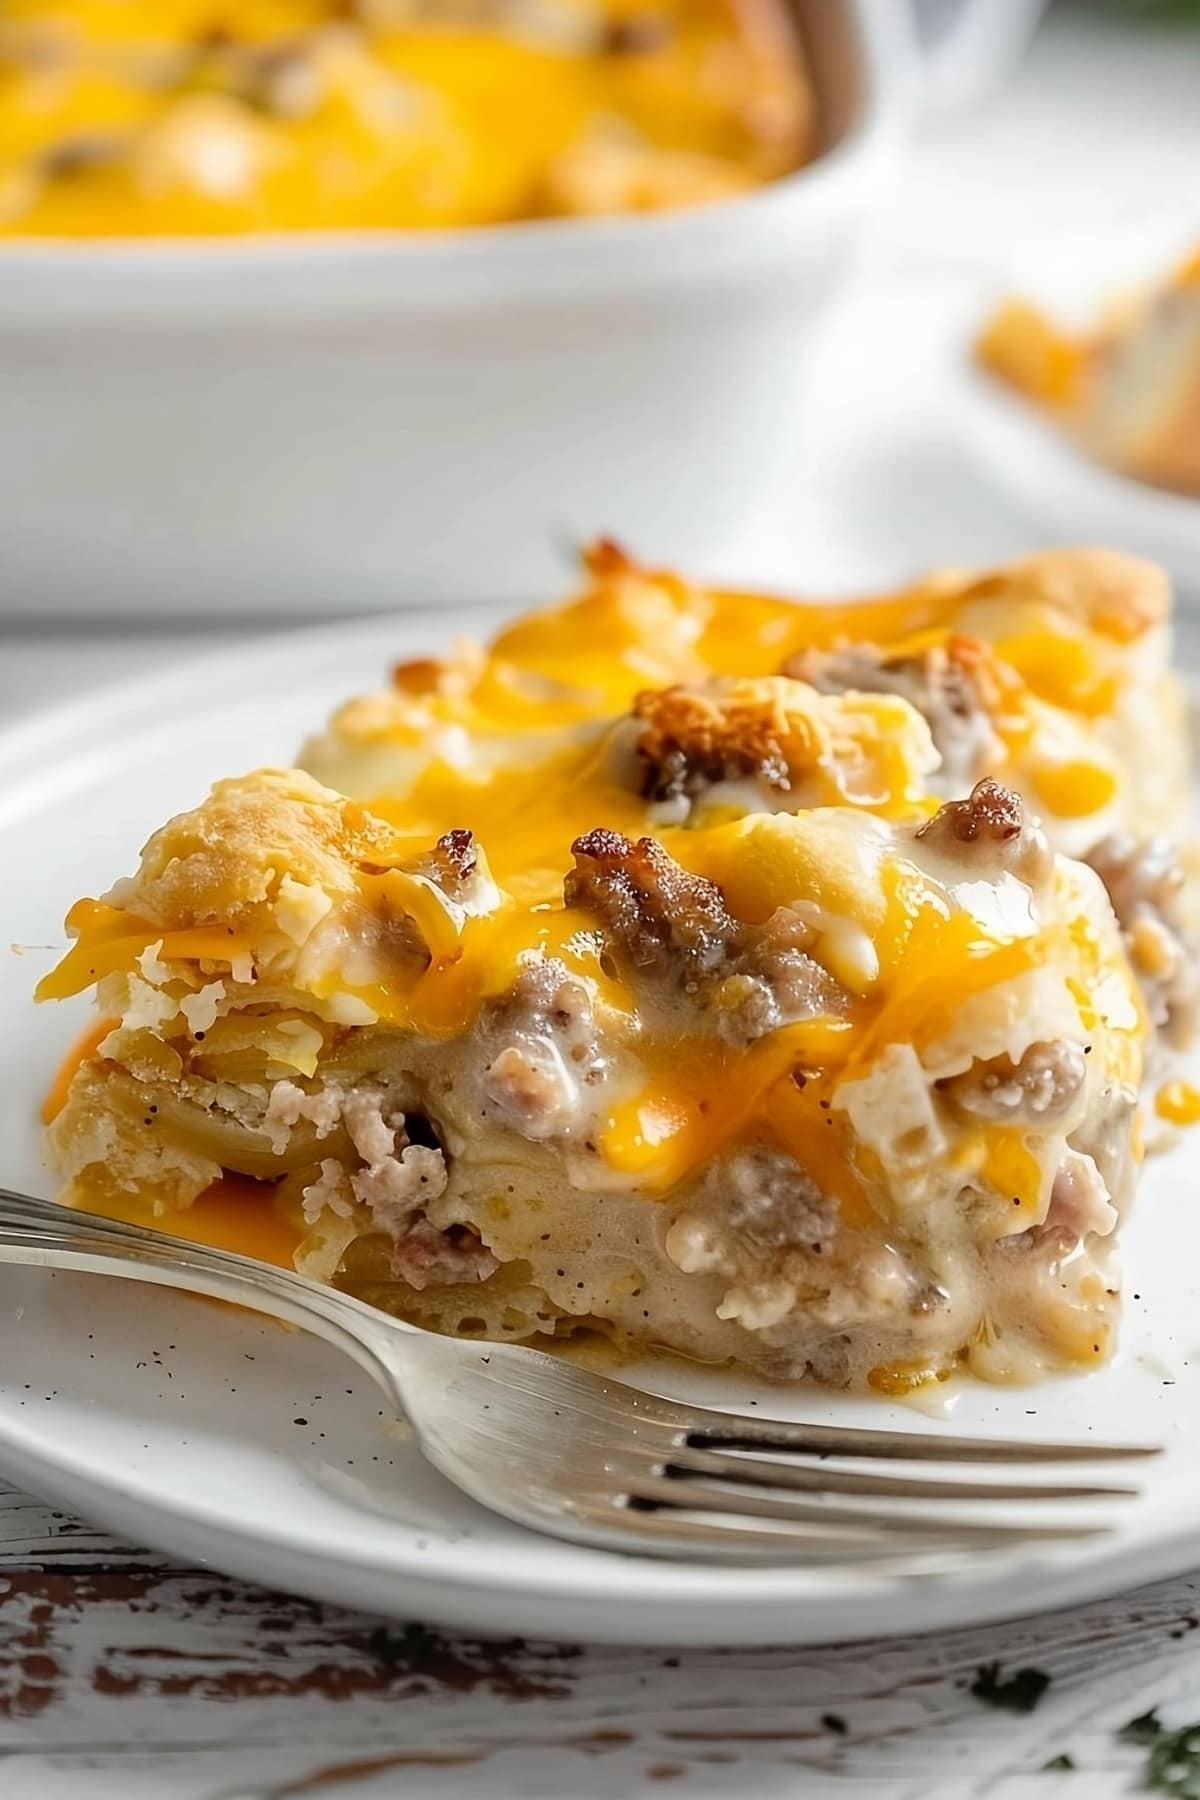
[1,615,1199,1647]
[946,276,1200,594]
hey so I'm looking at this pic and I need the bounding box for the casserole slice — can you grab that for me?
[977,250,1200,498]
[42,731,1145,1388]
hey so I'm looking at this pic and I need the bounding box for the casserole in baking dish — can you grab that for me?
[0,0,907,614]
[0,0,816,233]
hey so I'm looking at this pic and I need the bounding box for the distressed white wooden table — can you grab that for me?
[6,1479,1200,1800]
[5,10,1200,1796]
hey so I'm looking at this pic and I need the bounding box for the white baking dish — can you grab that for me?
[0,0,911,617]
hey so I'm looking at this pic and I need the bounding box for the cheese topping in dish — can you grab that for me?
[977,248,1200,499]
[0,0,814,234]
[40,545,1193,1390]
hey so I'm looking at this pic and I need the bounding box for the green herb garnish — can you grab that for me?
[1146,1725,1200,1797]
[969,1662,1051,1713]
[1123,1709,1166,1745]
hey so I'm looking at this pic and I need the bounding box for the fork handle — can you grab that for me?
[0,1188,404,1404]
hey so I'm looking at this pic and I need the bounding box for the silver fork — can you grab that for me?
[0,1189,1158,1563]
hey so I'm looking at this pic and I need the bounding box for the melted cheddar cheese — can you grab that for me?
[0,0,814,234]
[305,539,1185,861]
[38,764,1144,1214]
